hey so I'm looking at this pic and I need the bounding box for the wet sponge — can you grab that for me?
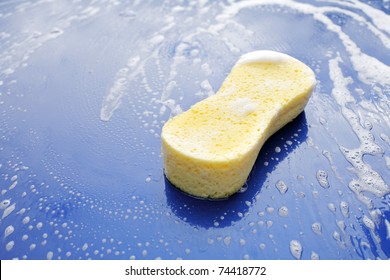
[161,50,316,199]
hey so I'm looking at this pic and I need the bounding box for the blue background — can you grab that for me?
[0,0,389,259]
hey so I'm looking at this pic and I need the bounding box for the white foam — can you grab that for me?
[100,68,130,121]
[0,32,10,40]
[200,79,215,97]
[326,0,390,35]
[230,97,257,117]
[220,0,390,85]
[236,50,291,66]
[201,63,212,76]
[159,99,183,116]
[149,35,165,46]
[329,55,390,198]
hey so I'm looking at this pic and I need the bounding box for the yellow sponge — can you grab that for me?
[161,50,316,199]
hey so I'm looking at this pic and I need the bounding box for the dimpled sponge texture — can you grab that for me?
[161,50,316,199]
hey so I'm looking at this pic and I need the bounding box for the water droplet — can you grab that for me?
[340,201,350,218]
[0,199,11,209]
[297,191,306,198]
[332,231,341,242]
[223,236,231,246]
[289,240,302,259]
[362,215,375,230]
[9,181,17,190]
[278,206,289,217]
[311,251,320,260]
[2,203,16,219]
[328,203,336,213]
[316,170,329,188]
[47,251,53,260]
[266,207,275,214]
[275,180,288,194]
[22,216,30,224]
[4,225,14,238]
[337,220,346,232]
[384,219,390,240]
[311,222,322,235]
[6,240,15,251]
[82,243,88,251]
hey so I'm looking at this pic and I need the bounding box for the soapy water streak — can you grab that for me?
[329,56,389,200]
[101,0,389,117]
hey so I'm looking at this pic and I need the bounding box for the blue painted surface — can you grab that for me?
[0,0,389,259]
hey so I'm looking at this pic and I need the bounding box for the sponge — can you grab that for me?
[161,50,316,199]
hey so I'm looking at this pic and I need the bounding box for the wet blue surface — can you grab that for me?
[0,0,389,259]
